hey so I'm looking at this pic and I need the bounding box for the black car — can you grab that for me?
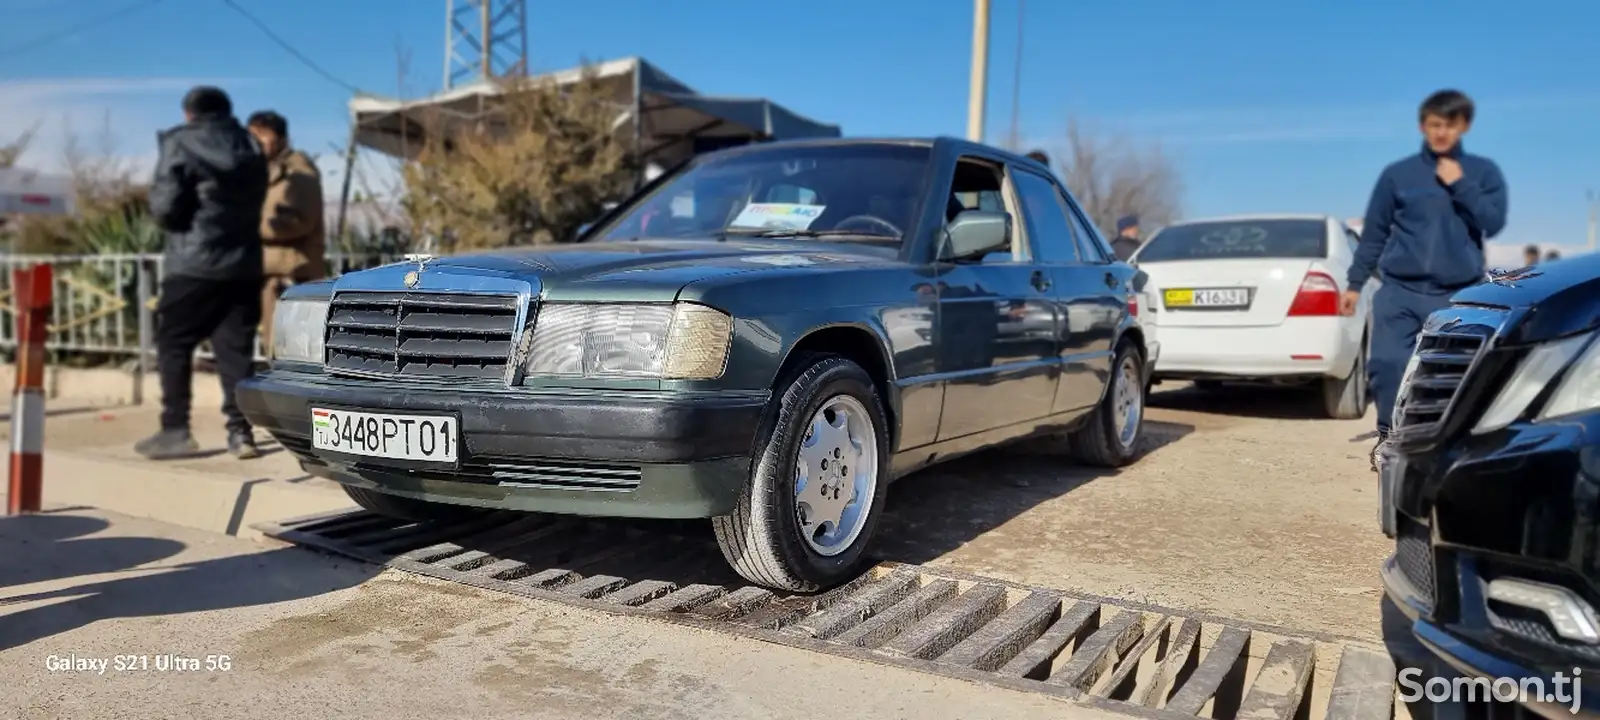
[1381,251,1600,717]
[238,137,1154,592]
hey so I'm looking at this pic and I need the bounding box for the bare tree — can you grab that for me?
[1055,117,1182,235]
[401,63,637,250]
[1,123,38,169]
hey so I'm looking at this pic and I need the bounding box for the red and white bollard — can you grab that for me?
[8,264,51,515]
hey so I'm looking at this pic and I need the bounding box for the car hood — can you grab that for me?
[1452,252,1600,344]
[353,239,898,302]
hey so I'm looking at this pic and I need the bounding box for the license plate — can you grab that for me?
[1164,287,1250,308]
[311,408,459,463]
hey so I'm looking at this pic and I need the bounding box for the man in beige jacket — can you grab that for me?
[245,110,327,350]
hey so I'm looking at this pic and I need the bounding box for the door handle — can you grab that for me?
[1030,271,1052,292]
[1103,272,1118,289]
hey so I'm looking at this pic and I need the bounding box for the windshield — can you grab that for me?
[1135,219,1328,262]
[593,144,931,245]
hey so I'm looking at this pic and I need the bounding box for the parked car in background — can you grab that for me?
[1131,214,1376,419]
[239,137,1152,593]
[1381,253,1600,717]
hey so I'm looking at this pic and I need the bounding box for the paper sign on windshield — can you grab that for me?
[731,203,826,231]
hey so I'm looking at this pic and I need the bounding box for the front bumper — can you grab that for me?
[1381,410,1600,718]
[236,371,769,519]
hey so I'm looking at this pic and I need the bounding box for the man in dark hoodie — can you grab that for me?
[136,86,270,460]
[1339,89,1508,473]
[1110,215,1142,261]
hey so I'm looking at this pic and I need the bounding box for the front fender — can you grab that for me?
[674,266,936,394]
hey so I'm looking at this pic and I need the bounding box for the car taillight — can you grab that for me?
[1128,296,1139,318]
[1287,271,1341,316]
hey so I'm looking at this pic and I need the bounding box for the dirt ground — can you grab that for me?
[874,381,1391,641]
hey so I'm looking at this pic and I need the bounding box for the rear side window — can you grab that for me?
[1134,219,1327,262]
[1010,170,1079,263]
[1060,191,1110,263]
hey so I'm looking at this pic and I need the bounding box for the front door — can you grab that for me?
[934,157,1060,441]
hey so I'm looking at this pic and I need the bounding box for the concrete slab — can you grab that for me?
[0,506,1137,720]
[2,403,354,540]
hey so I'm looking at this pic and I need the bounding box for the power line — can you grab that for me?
[219,0,361,94]
[0,0,166,61]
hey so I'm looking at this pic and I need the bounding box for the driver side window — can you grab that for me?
[947,157,1026,263]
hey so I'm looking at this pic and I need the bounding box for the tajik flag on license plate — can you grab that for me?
[312,410,332,428]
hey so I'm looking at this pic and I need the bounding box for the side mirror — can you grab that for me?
[1132,269,1150,293]
[940,210,1011,262]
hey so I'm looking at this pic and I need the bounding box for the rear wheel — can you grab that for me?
[1321,339,1368,420]
[1069,341,1145,468]
[713,355,890,593]
[342,485,486,522]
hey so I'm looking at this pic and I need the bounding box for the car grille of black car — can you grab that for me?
[324,291,522,381]
[1393,330,1487,438]
[1396,518,1436,611]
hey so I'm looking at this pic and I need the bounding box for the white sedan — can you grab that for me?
[1130,214,1377,419]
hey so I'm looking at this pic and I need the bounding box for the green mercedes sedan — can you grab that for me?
[237,137,1152,592]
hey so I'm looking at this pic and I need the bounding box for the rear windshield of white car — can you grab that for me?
[1134,219,1327,262]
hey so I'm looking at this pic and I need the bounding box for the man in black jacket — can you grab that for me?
[135,86,269,460]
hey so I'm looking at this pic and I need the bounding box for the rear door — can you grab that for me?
[1006,168,1117,415]
[1132,218,1330,329]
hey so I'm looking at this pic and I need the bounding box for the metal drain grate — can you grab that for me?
[255,509,1400,720]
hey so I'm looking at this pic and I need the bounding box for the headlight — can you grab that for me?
[1471,331,1594,433]
[271,298,329,364]
[524,302,732,380]
[1537,332,1600,421]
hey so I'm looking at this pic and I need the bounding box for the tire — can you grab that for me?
[712,355,891,593]
[1322,338,1368,420]
[342,485,486,523]
[1069,341,1146,468]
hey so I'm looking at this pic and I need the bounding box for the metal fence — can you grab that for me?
[0,252,398,397]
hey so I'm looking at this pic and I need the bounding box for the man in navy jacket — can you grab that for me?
[1339,89,1508,472]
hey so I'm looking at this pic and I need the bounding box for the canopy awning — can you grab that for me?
[347,56,841,169]
[0,167,72,216]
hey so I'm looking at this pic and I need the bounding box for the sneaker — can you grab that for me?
[135,428,200,460]
[228,430,261,460]
[1369,431,1392,474]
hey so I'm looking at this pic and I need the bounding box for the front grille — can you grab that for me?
[1397,518,1436,610]
[279,435,643,492]
[356,457,644,492]
[324,291,522,381]
[1394,330,1486,436]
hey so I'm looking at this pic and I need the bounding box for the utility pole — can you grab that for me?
[442,0,529,91]
[1005,0,1024,151]
[967,0,991,143]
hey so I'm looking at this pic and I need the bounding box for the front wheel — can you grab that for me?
[1069,341,1146,468]
[712,355,890,593]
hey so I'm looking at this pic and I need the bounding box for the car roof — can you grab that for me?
[696,136,1050,171]
[1159,213,1334,225]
